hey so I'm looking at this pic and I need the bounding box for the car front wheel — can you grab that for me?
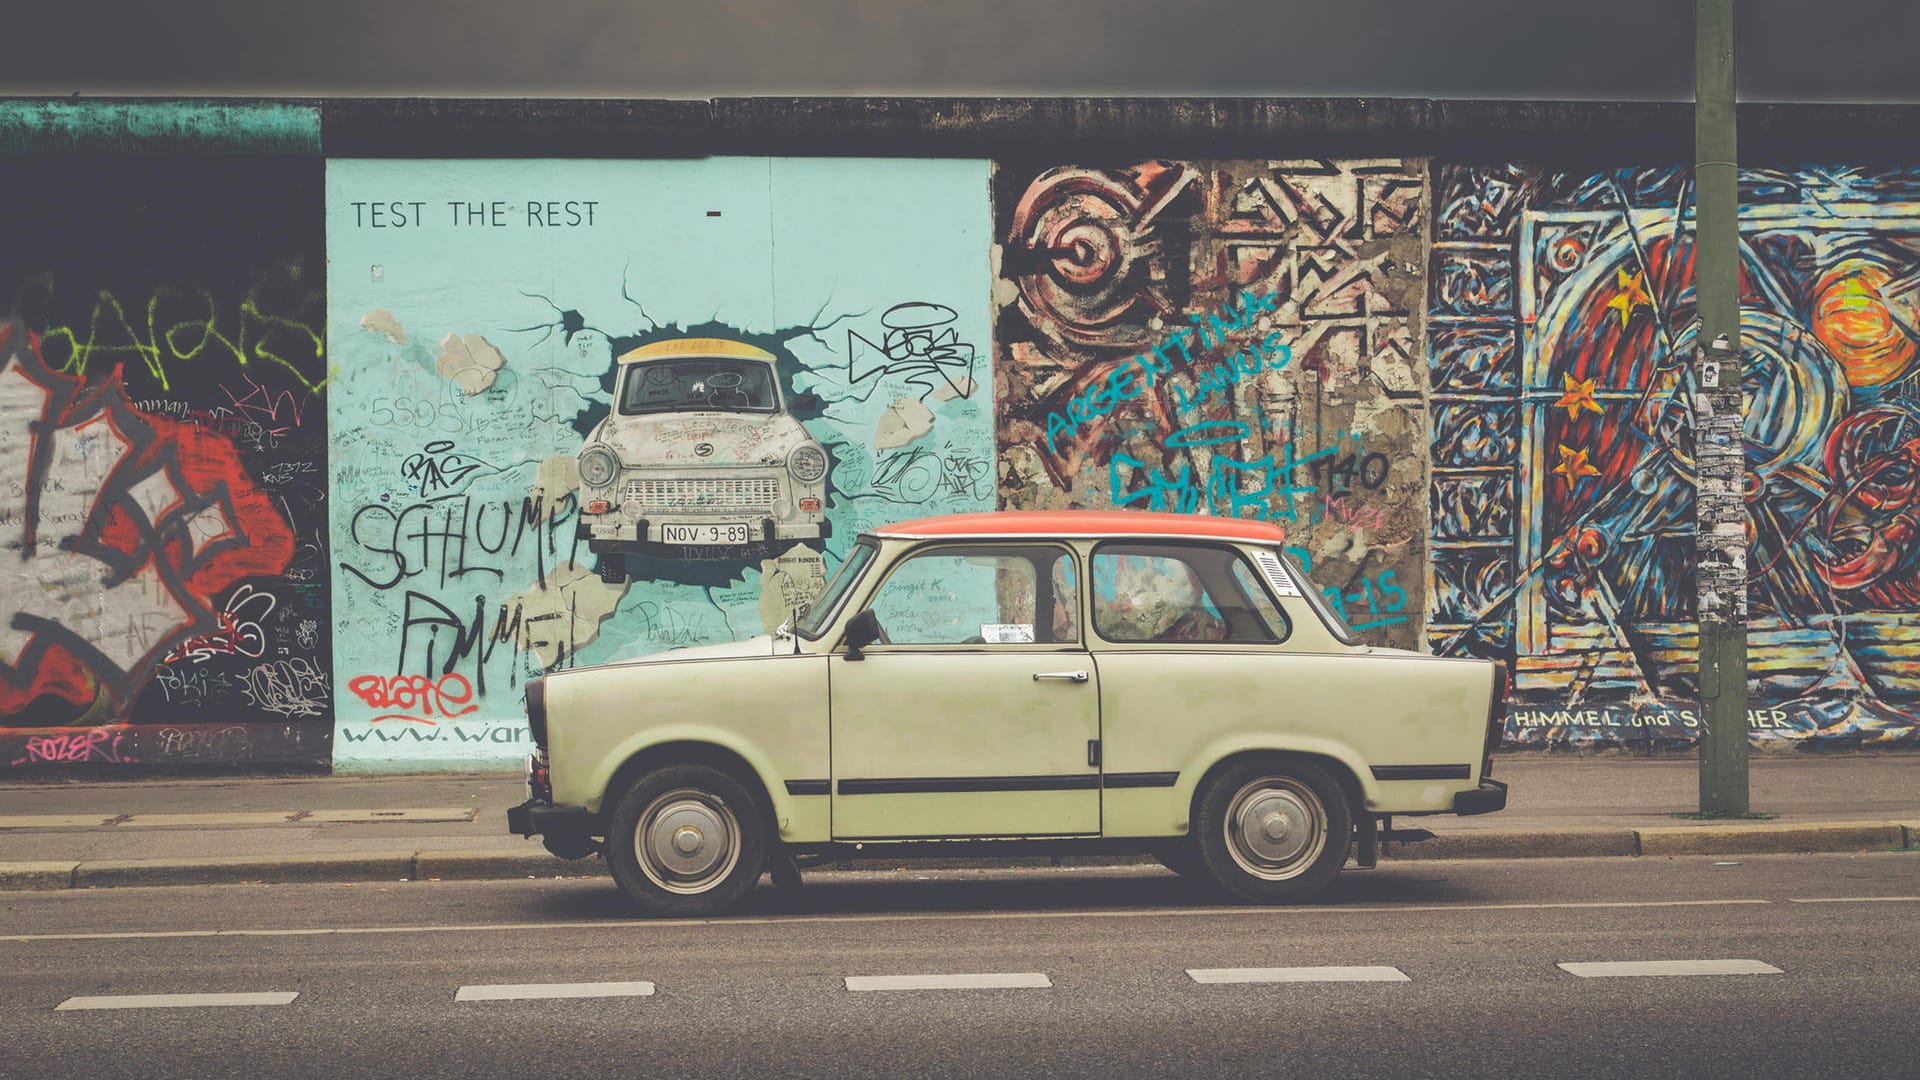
[606,764,767,917]
[1194,758,1351,903]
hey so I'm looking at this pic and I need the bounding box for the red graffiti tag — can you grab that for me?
[346,673,479,726]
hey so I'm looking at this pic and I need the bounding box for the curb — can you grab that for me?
[2,822,1914,892]
[72,853,414,889]
[0,861,79,890]
[412,851,586,881]
[1384,828,1640,860]
[1635,821,1905,856]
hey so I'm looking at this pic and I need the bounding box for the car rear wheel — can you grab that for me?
[606,764,767,917]
[1194,757,1351,903]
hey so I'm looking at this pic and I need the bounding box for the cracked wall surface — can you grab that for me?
[992,159,1430,648]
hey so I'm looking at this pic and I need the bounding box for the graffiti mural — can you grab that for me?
[326,158,993,768]
[1429,163,1920,747]
[0,152,332,767]
[993,159,1430,645]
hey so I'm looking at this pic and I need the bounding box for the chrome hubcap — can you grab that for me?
[635,789,740,894]
[1224,778,1326,881]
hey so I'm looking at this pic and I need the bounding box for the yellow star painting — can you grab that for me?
[1605,268,1653,328]
[1553,443,1601,491]
[1554,373,1604,421]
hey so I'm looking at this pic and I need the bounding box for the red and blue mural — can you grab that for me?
[1430,164,1920,747]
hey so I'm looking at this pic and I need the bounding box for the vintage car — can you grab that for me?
[574,336,831,580]
[509,510,1508,915]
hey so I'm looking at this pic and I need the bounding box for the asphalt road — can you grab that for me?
[2,854,1915,1079]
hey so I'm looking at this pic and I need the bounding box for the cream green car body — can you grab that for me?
[509,511,1508,916]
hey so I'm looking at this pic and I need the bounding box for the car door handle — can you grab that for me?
[1032,670,1089,683]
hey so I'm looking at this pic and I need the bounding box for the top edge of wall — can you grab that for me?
[0,99,323,154]
[2,96,1918,161]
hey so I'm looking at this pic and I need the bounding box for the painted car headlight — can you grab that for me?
[788,444,827,483]
[578,446,620,489]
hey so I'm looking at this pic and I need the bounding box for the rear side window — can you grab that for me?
[1090,544,1290,644]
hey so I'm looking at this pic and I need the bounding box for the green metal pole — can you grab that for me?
[1695,0,1749,814]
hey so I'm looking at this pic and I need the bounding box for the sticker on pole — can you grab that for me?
[1252,549,1301,596]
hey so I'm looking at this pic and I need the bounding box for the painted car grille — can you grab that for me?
[626,477,779,513]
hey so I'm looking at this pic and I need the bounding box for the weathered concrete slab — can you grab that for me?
[1636,821,1905,856]
[302,808,477,824]
[0,815,117,830]
[0,861,78,890]
[73,853,412,888]
[117,813,299,828]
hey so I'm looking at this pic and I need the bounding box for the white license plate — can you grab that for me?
[661,522,751,545]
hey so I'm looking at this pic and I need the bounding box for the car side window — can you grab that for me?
[865,545,1080,646]
[1091,544,1288,644]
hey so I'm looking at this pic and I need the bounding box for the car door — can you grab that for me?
[828,542,1099,840]
[1085,541,1299,837]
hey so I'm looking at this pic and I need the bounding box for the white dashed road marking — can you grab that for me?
[1187,966,1411,984]
[845,973,1052,991]
[455,981,655,1001]
[1787,896,1920,904]
[1557,960,1782,978]
[55,992,299,1010]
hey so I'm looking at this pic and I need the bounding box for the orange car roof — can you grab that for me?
[869,510,1286,544]
[616,337,777,364]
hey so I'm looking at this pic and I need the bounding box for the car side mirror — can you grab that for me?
[792,391,823,412]
[843,608,882,661]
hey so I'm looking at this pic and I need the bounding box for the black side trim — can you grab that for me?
[1102,771,1179,789]
[785,779,830,796]
[1372,764,1473,781]
[837,774,1099,795]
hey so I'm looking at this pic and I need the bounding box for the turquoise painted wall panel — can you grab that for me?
[0,100,320,153]
[326,157,993,769]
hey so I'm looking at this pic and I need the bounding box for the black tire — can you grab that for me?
[596,555,627,584]
[541,834,599,860]
[1194,757,1351,903]
[605,764,768,917]
[1152,839,1204,878]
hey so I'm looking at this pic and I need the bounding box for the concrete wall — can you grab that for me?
[1,97,1917,771]
[1431,162,1920,748]
[0,102,332,769]
[324,157,992,766]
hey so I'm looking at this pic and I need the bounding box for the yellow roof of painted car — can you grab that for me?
[616,338,777,364]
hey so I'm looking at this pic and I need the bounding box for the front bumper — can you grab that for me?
[1453,778,1508,816]
[577,514,830,549]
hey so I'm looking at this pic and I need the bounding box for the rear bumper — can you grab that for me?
[507,800,593,839]
[1453,778,1508,816]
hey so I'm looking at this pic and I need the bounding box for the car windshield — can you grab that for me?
[620,358,778,415]
[796,542,877,639]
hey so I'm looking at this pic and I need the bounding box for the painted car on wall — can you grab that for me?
[509,510,1509,916]
[575,337,831,580]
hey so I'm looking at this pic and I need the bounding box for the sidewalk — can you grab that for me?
[2,753,1915,891]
